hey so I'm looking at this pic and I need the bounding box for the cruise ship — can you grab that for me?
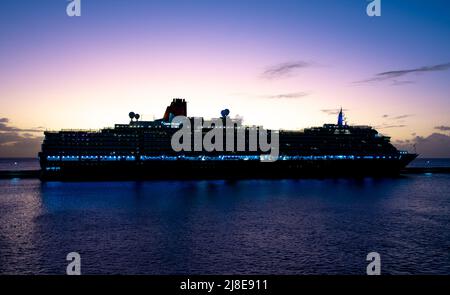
[39,99,417,180]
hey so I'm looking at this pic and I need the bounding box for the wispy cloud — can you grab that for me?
[393,114,413,120]
[0,118,44,133]
[262,61,311,79]
[233,92,309,100]
[381,114,414,120]
[391,80,415,86]
[321,108,349,115]
[435,125,450,131]
[354,62,450,84]
[376,124,407,129]
[0,133,43,157]
[0,118,44,157]
[394,139,411,144]
[266,92,309,99]
[376,114,413,129]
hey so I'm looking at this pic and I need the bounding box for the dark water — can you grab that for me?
[1,157,449,171]
[1,157,450,171]
[0,158,40,171]
[1,174,450,275]
[407,158,450,168]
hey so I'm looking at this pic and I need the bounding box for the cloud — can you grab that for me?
[382,114,413,120]
[376,114,412,129]
[380,114,413,125]
[354,62,450,84]
[0,118,44,157]
[0,135,43,158]
[0,119,44,133]
[236,91,309,100]
[392,114,413,120]
[378,63,450,78]
[394,133,450,158]
[394,139,411,144]
[391,80,415,86]
[262,61,311,79]
[435,125,450,131]
[0,132,25,145]
[376,124,407,129]
[266,92,309,99]
[321,108,349,115]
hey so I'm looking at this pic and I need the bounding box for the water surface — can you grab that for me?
[1,174,449,274]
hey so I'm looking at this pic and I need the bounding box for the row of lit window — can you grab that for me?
[46,154,403,162]
[47,155,135,161]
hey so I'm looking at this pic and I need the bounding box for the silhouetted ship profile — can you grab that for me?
[39,99,417,180]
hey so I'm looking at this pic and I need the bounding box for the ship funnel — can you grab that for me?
[163,98,187,121]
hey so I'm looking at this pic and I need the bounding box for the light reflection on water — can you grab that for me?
[0,175,449,274]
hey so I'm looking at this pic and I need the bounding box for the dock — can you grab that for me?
[0,170,41,179]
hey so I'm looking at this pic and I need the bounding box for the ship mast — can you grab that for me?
[337,107,344,127]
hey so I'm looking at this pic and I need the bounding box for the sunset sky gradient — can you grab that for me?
[0,0,449,157]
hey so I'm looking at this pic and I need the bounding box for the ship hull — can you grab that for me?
[39,154,417,181]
